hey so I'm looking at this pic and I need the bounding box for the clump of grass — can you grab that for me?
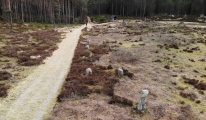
[111,48,140,63]
[0,71,12,81]
[91,45,109,54]
[0,84,10,97]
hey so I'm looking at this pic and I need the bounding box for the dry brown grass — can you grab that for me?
[57,35,119,102]
[111,48,141,63]
[0,30,62,66]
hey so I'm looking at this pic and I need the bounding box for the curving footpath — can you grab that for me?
[0,24,90,120]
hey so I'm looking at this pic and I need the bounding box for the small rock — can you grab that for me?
[30,55,41,59]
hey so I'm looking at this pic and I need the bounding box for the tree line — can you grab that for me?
[0,0,87,24]
[88,0,206,17]
[0,0,206,24]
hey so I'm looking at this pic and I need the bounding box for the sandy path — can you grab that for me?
[0,24,90,120]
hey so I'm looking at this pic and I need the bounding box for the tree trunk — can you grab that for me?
[99,0,101,16]
[120,0,122,16]
[68,0,71,24]
[62,0,65,23]
[115,0,118,15]
[14,0,18,21]
[21,0,24,22]
[72,7,74,23]
[140,0,142,17]
[52,0,60,24]
[136,3,138,17]
[0,3,2,17]
[201,0,204,14]
[122,0,125,16]
[122,1,124,16]
[112,1,113,15]
[9,12,13,31]
[29,3,31,22]
[143,0,146,17]
[7,0,13,31]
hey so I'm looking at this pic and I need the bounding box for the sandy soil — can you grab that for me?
[0,24,89,120]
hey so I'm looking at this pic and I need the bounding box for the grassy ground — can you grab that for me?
[51,20,206,120]
[0,21,77,98]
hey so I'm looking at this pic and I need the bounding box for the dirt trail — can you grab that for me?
[0,24,90,120]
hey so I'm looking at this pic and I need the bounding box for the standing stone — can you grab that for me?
[137,89,149,113]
